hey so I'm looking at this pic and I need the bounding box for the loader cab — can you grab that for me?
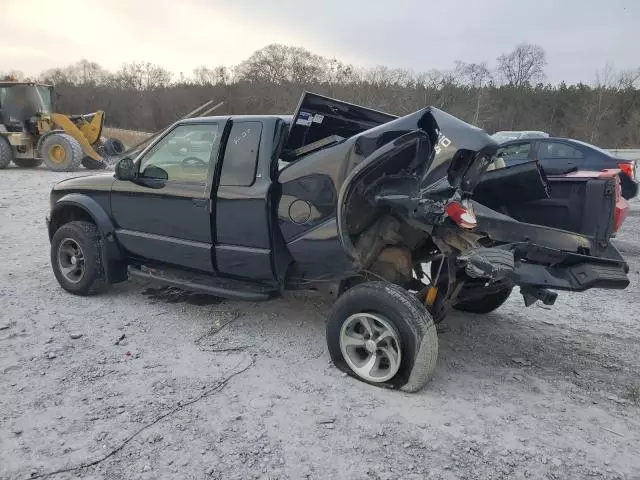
[0,82,53,132]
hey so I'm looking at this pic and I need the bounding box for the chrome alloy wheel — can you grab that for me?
[339,312,402,382]
[57,238,86,284]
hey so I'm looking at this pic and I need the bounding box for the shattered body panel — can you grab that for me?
[278,93,498,280]
[278,92,629,300]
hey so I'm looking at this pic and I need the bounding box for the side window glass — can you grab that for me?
[539,142,583,160]
[139,123,220,183]
[491,142,530,170]
[498,142,531,161]
[219,121,262,186]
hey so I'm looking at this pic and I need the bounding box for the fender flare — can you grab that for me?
[49,194,126,283]
[49,193,116,239]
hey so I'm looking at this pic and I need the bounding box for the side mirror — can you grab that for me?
[115,157,136,181]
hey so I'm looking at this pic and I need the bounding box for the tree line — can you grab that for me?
[5,43,640,147]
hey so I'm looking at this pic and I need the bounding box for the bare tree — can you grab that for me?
[584,64,616,143]
[39,67,69,85]
[193,65,231,85]
[40,60,109,85]
[324,58,356,86]
[455,61,492,124]
[34,47,640,148]
[496,44,546,86]
[235,44,326,85]
[618,67,640,90]
[288,46,324,84]
[111,62,172,90]
[235,44,291,84]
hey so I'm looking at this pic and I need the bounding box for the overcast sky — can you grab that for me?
[1,0,637,84]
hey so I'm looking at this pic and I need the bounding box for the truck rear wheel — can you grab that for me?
[0,136,13,169]
[41,133,83,172]
[13,158,43,168]
[326,282,438,392]
[50,221,108,296]
[454,287,513,314]
[429,252,514,315]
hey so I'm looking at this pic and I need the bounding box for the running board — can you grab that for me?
[128,267,275,301]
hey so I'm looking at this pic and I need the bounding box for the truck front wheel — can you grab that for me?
[50,221,108,295]
[326,282,438,392]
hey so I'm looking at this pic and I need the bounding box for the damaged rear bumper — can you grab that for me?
[473,200,629,292]
[510,243,629,292]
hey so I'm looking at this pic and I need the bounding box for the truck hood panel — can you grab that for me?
[52,173,115,193]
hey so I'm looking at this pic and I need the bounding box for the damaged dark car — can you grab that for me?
[46,92,630,392]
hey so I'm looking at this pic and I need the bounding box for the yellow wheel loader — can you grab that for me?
[0,81,124,171]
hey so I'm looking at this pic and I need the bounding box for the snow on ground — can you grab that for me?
[1,166,639,480]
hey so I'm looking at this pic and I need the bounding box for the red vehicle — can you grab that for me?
[560,169,629,235]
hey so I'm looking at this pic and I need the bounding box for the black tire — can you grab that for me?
[102,138,125,156]
[326,281,438,392]
[454,287,513,314]
[430,249,514,281]
[81,156,107,170]
[428,249,514,315]
[50,221,108,296]
[41,133,83,172]
[619,172,638,200]
[0,136,13,169]
[12,158,43,168]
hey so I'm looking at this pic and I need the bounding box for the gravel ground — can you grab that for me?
[1,166,639,480]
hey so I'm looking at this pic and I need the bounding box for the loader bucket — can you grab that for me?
[51,112,104,162]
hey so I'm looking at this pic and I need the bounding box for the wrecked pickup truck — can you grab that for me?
[46,92,630,392]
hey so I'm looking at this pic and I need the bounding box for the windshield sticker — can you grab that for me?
[312,114,324,124]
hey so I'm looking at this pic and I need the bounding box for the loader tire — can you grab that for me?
[103,138,125,156]
[0,136,13,169]
[41,133,83,172]
[13,158,43,168]
[81,157,107,170]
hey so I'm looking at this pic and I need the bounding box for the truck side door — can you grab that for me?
[213,118,284,283]
[111,121,222,272]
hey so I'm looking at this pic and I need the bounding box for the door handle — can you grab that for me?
[192,198,207,208]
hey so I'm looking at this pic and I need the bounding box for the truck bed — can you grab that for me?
[473,161,627,255]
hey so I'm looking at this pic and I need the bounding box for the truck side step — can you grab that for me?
[128,266,277,302]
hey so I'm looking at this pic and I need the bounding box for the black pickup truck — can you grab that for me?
[47,92,630,392]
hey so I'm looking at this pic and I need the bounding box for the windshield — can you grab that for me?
[0,84,52,120]
[34,85,52,113]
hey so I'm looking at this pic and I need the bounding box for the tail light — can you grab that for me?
[617,162,635,181]
[445,201,477,229]
[612,176,628,234]
[593,170,628,234]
